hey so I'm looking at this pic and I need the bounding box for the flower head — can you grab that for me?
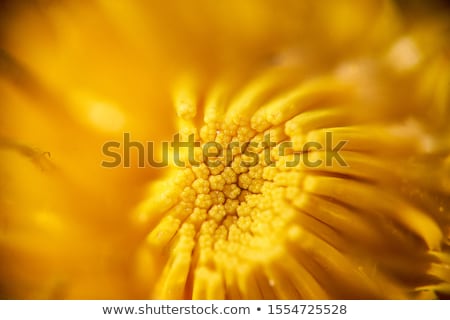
[0,0,449,299]
[135,63,450,299]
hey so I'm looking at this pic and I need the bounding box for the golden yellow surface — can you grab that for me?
[0,0,449,299]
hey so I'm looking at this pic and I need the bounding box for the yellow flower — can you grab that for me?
[0,0,449,299]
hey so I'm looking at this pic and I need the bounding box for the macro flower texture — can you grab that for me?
[0,0,449,300]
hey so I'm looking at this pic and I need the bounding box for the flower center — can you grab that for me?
[143,119,298,298]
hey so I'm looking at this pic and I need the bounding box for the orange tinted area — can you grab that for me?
[0,0,449,299]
